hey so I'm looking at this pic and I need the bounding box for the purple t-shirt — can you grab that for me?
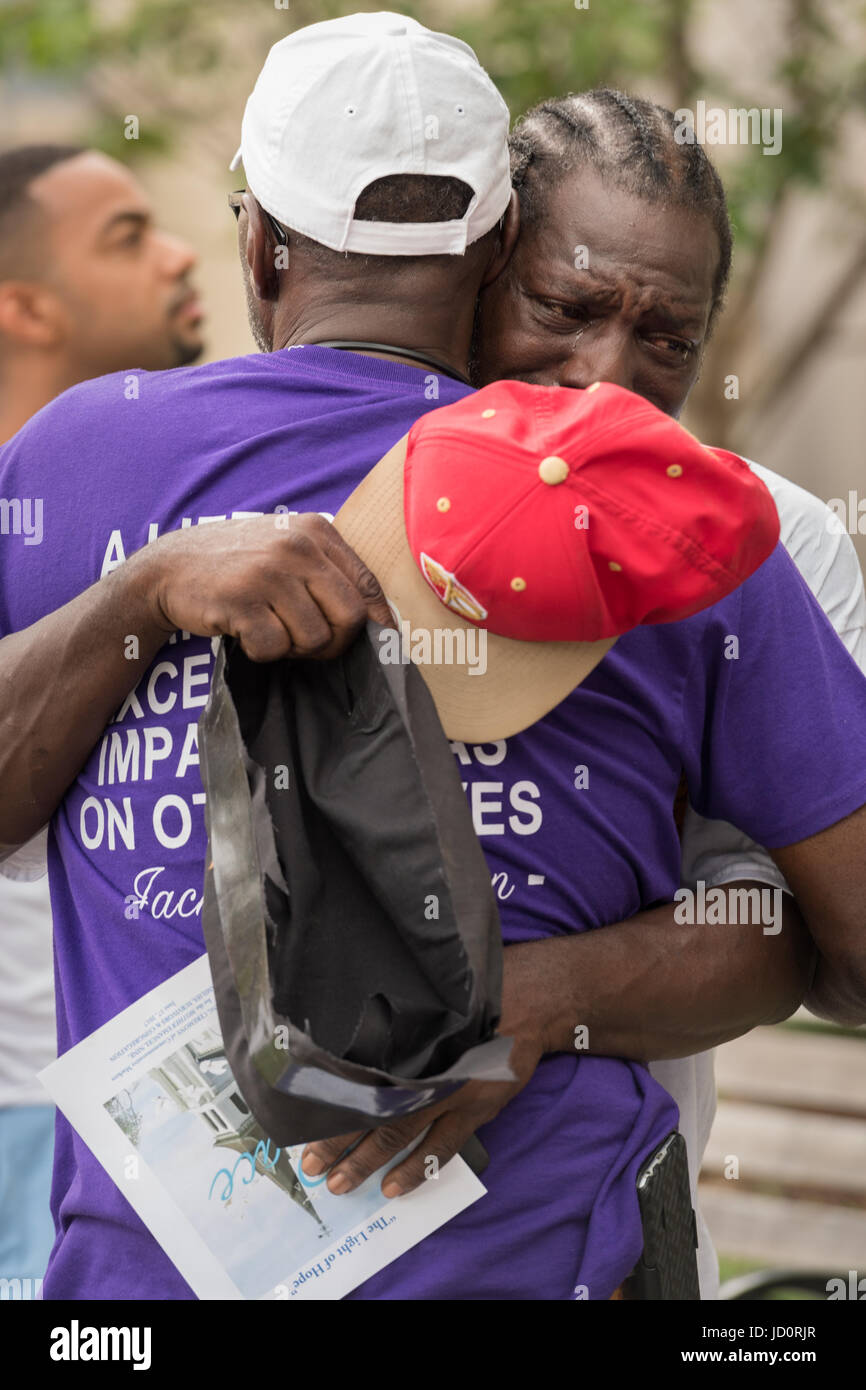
[2,346,866,1302]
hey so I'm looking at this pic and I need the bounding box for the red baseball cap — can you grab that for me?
[335,380,780,740]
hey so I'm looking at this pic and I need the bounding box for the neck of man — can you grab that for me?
[0,354,86,445]
[269,277,478,383]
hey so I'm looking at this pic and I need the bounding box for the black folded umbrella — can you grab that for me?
[197,622,513,1145]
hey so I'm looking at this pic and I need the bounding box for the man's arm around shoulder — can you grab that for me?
[0,514,393,853]
[772,802,866,1026]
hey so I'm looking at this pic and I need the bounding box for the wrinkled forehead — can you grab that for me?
[514,164,720,314]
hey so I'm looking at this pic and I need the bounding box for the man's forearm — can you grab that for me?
[499,884,816,1062]
[772,804,866,1026]
[0,554,167,851]
[0,513,397,854]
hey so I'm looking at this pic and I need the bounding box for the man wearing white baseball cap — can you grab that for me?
[0,12,535,1302]
[230,12,511,257]
[226,10,514,364]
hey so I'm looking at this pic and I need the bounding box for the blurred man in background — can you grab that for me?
[0,144,203,443]
[0,142,203,1291]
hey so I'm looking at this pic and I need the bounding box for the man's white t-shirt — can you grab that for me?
[652,461,866,1298]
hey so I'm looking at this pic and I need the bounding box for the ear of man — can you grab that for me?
[480,189,520,290]
[244,195,280,303]
[0,279,66,352]
[0,144,86,350]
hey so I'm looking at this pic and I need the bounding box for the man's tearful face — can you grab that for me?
[474,165,721,419]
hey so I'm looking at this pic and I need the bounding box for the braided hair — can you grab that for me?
[509,89,733,325]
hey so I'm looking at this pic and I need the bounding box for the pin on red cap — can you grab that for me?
[403,379,780,642]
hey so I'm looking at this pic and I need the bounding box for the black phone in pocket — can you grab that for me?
[623,1130,701,1300]
[458,1133,489,1177]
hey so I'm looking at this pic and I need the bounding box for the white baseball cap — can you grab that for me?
[230,12,512,256]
